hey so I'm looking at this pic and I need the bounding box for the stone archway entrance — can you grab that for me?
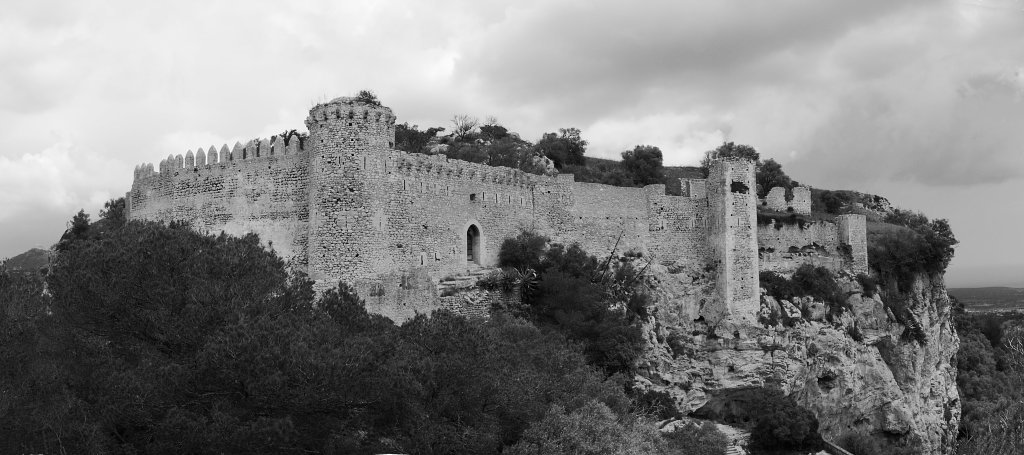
[467,224,481,265]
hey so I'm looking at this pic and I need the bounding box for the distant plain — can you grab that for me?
[948,287,1024,312]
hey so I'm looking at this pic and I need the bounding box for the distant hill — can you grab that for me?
[948,287,1024,312]
[1,248,53,273]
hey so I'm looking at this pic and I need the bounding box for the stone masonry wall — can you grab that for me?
[762,186,811,215]
[128,138,310,267]
[837,214,869,273]
[707,159,759,324]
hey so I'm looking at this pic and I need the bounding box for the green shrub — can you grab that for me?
[856,273,878,296]
[748,389,823,450]
[839,431,884,455]
[505,401,669,455]
[867,217,956,293]
[760,271,799,301]
[662,421,730,455]
[760,265,843,309]
[498,231,550,272]
[790,264,844,306]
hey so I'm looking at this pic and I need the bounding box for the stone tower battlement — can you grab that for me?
[305,97,397,149]
[125,97,868,323]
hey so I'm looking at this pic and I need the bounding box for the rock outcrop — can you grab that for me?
[638,263,960,454]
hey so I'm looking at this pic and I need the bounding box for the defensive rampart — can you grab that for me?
[126,96,867,323]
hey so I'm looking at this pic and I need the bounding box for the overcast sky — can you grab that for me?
[2,0,1023,287]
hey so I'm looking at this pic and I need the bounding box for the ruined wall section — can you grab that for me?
[707,159,759,324]
[757,221,842,274]
[837,214,869,273]
[757,221,840,254]
[127,137,310,267]
[763,186,811,215]
[646,184,711,265]
[756,215,869,274]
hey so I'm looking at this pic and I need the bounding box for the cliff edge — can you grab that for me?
[637,263,959,454]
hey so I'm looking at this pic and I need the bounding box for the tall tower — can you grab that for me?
[304,96,396,288]
[706,158,760,324]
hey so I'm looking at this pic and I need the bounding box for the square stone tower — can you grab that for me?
[707,158,760,324]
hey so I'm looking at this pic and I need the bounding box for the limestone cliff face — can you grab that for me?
[638,264,960,454]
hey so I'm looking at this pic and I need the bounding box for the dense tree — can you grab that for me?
[952,298,1024,453]
[355,89,381,106]
[479,118,509,141]
[506,401,670,455]
[99,197,126,227]
[395,123,445,153]
[755,158,794,198]
[451,114,479,140]
[2,215,666,454]
[621,145,665,186]
[497,232,652,375]
[700,142,760,176]
[535,128,587,168]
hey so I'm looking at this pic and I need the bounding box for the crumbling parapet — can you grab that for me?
[680,178,707,199]
[765,187,788,212]
[790,187,811,214]
[764,186,811,215]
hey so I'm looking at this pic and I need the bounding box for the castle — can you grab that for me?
[126,96,867,323]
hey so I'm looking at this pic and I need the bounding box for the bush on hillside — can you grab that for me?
[748,389,823,451]
[496,230,654,375]
[790,264,844,307]
[662,421,730,455]
[505,401,667,455]
[868,218,957,293]
[759,265,843,309]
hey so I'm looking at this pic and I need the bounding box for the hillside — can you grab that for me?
[1,248,52,273]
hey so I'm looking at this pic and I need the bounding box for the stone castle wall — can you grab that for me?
[126,97,866,323]
[127,138,311,267]
[762,185,811,215]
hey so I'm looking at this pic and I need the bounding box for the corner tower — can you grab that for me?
[707,158,760,324]
[304,96,397,288]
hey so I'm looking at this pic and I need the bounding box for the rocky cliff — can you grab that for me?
[637,263,960,454]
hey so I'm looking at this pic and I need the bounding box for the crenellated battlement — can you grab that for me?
[305,96,396,150]
[132,134,308,182]
[305,97,397,128]
[385,150,556,189]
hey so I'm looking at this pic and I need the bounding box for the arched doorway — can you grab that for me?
[467,224,481,265]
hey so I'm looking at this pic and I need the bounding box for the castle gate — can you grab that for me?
[467,224,481,265]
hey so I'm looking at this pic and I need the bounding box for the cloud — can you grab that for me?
[2,0,1024,269]
[0,141,126,221]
